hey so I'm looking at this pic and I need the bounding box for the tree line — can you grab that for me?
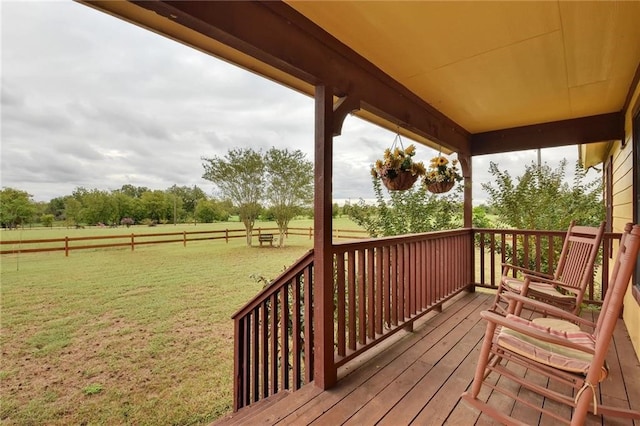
[1,147,315,247]
[0,184,233,230]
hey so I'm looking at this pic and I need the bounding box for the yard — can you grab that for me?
[2,219,600,424]
[0,220,334,425]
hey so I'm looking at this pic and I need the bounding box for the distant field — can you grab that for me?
[0,218,363,425]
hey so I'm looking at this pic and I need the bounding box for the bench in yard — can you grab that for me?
[258,234,274,247]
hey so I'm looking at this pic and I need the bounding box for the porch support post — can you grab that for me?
[313,85,337,389]
[459,153,473,228]
[459,153,476,292]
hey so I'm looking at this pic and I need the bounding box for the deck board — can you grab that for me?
[214,291,640,426]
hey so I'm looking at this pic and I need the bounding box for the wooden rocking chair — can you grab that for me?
[492,220,605,316]
[461,223,640,425]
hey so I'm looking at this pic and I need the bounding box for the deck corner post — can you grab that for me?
[313,84,337,389]
[458,153,472,229]
[459,153,476,289]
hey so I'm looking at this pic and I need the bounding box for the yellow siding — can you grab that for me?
[612,165,633,194]
[615,78,640,361]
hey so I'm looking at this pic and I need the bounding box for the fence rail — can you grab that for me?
[0,227,368,256]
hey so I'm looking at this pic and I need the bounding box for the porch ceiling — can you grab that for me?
[286,1,640,134]
[80,1,640,156]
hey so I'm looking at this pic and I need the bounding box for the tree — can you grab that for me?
[64,198,83,227]
[140,190,170,223]
[194,199,230,223]
[167,185,206,220]
[47,196,66,220]
[482,160,604,230]
[472,205,494,228]
[264,148,314,247]
[202,148,265,246]
[33,201,49,225]
[348,177,462,237]
[41,214,55,228]
[0,188,36,229]
[119,184,150,199]
[111,191,134,225]
[482,160,605,272]
[78,189,116,225]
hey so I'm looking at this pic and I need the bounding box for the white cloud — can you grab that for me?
[1,1,597,205]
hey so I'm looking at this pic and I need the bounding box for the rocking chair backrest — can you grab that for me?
[572,223,640,424]
[594,223,637,341]
[553,221,605,296]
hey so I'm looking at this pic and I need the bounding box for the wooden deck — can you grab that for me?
[215,291,640,425]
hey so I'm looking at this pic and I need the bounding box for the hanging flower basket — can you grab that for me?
[371,135,426,192]
[382,170,419,191]
[426,180,455,194]
[423,155,462,194]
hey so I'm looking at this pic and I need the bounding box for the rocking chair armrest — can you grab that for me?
[480,310,595,354]
[522,274,564,287]
[501,263,553,280]
[501,293,595,328]
[522,275,580,297]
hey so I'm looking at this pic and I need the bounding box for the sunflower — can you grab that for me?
[423,155,462,186]
[371,144,426,183]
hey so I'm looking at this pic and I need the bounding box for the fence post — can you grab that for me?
[225,229,229,243]
[65,236,69,257]
[131,233,135,251]
[309,227,312,239]
[183,231,187,247]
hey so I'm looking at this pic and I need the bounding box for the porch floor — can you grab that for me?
[215,291,640,425]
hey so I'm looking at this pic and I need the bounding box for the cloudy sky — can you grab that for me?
[1,1,596,205]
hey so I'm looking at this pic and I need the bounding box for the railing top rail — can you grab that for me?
[231,249,314,320]
[332,227,472,252]
[474,228,623,240]
[473,228,567,236]
[1,237,66,244]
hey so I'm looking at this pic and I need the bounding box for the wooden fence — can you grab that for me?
[0,227,368,256]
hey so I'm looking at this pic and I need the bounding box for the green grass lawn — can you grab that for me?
[0,218,363,425]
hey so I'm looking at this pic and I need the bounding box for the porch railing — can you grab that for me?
[473,228,623,304]
[331,228,474,367]
[231,229,474,410]
[231,227,622,411]
[231,250,314,411]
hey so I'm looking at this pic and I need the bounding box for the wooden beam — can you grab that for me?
[333,96,360,137]
[313,85,337,389]
[126,1,470,153]
[471,113,624,156]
